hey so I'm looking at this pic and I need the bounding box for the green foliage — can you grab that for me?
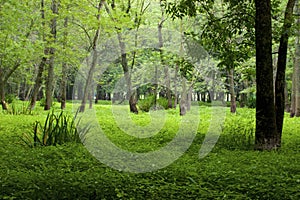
[39,98,56,107]
[22,110,85,147]
[4,94,17,104]
[138,95,172,112]
[0,104,299,199]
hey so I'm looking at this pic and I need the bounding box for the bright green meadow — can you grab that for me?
[0,101,299,199]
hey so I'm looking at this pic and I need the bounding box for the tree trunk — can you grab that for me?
[0,80,8,110]
[30,0,47,110]
[275,0,296,143]
[187,85,192,111]
[284,82,290,112]
[180,79,187,116]
[117,33,138,114]
[174,64,179,109]
[294,0,300,117]
[30,57,46,110]
[79,0,103,112]
[255,0,278,150]
[60,17,68,110]
[44,0,58,111]
[291,67,296,117]
[228,68,236,113]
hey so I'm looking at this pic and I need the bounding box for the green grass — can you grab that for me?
[0,101,299,199]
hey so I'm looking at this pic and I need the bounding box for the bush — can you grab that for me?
[39,98,56,107]
[138,95,171,112]
[5,94,17,104]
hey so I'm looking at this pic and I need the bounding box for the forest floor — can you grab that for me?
[0,101,299,199]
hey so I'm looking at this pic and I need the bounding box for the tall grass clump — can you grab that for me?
[4,101,33,115]
[218,110,255,150]
[22,110,87,147]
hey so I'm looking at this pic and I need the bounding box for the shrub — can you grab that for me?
[5,94,17,104]
[39,98,56,107]
[138,95,171,112]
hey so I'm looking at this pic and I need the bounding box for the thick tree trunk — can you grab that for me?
[0,80,8,110]
[275,0,296,143]
[228,68,236,113]
[44,0,58,110]
[294,0,300,117]
[255,0,278,150]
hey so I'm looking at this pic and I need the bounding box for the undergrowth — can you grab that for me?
[0,102,299,199]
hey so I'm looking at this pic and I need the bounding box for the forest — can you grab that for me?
[0,0,300,199]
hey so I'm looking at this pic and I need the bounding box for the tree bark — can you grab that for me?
[44,0,58,110]
[0,80,8,110]
[284,82,290,112]
[117,33,138,114]
[180,79,187,116]
[294,0,300,117]
[29,0,47,110]
[255,0,278,150]
[228,68,236,113]
[158,0,172,109]
[275,0,296,144]
[60,17,69,110]
[79,0,104,112]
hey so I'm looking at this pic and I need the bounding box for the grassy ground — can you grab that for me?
[0,101,299,199]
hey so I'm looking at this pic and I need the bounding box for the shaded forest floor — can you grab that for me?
[0,101,299,199]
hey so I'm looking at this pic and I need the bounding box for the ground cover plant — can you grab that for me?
[0,101,299,199]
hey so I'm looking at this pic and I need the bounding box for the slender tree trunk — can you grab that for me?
[255,0,278,150]
[284,82,290,112]
[291,67,296,117]
[79,0,103,112]
[158,0,172,109]
[275,0,296,144]
[180,79,187,116]
[30,58,46,110]
[296,60,300,116]
[228,68,236,113]
[174,64,179,109]
[187,85,192,111]
[44,0,58,110]
[60,17,68,110]
[30,0,47,110]
[118,33,138,114]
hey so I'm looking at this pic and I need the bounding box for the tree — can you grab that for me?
[44,0,58,110]
[254,0,278,150]
[79,0,104,112]
[274,0,296,143]
[0,0,37,110]
[291,0,300,117]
